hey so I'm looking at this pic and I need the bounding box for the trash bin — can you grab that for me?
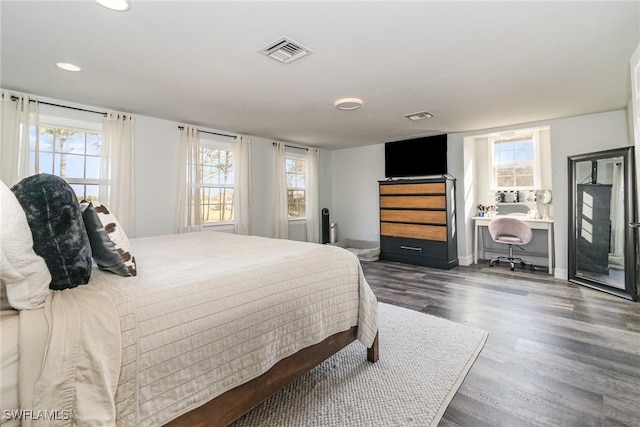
[329,223,337,244]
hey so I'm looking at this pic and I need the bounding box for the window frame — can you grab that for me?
[488,130,541,191]
[29,114,105,202]
[285,152,307,221]
[197,137,235,227]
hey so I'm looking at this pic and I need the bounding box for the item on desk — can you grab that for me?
[495,191,506,203]
[519,190,536,202]
[504,191,519,203]
[477,204,498,217]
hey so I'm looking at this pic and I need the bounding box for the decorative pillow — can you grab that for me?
[11,174,92,290]
[92,202,137,276]
[80,201,131,277]
[0,180,51,309]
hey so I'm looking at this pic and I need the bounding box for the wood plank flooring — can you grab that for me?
[360,260,640,427]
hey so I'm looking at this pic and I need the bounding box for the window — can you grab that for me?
[490,132,540,190]
[286,156,306,219]
[29,122,103,201]
[198,142,234,224]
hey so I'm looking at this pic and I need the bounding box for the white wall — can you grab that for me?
[7,90,631,270]
[459,127,553,267]
[332,109,631,278]
[449,110,630,277]
[134,116,333,240]
[3,91,332,240]
[472,128,552,208]
[548,110,631,278]
[629,43,640,223]
[330,144,385,243]
[134,115,180,237]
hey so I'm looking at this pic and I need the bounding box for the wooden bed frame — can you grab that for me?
[165,327,379,427]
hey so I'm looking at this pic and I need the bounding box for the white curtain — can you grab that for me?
[1,92,38,186]
[100,112,135,236]
[306,147,320,243]
[233,135,251,235]
[610,162,625,260]
[273,141,289,239]
[175,125,202,233]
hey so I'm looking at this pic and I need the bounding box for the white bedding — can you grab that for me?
[18,232,378,426]
[1,310,19,427]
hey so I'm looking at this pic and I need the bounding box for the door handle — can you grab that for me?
[630,223,640,228]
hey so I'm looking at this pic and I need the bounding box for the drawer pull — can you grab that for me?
[400,245,423,252]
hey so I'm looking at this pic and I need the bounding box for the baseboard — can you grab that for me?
[458,254,473,266]
[554,268,568,280]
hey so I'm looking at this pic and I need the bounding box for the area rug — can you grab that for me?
[233,302,488,427]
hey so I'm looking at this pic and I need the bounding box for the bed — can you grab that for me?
[2,231,379,426]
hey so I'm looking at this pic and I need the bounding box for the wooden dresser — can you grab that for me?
[379,177,458,269]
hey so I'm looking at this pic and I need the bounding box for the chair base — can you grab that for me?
[490,256,535,272]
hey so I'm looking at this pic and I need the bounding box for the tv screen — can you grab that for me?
[385,134,447,178]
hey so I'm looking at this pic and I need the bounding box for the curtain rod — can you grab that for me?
[178,126,237,139]
[8,95,107,116]
[272,142,309,151]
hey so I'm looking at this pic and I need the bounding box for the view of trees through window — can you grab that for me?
[493,136,535,188]
[29,125,102,201]
[199,146,234,223]
[286,158,306,218]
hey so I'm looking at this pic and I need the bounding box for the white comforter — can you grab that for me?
[19,232,378,426]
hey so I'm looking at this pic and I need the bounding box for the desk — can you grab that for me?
[474,216,554,274]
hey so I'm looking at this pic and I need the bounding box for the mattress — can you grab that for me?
[17,232,378,426]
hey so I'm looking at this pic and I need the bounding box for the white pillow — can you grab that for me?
[0,180,51,310]
[93,202,137,276]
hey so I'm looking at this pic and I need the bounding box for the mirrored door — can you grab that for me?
[568,146,637,301]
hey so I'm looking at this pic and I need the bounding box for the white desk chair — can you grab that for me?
[488,217,535,271]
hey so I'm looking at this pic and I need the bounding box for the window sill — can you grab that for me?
[202,222,235,229]
[288,218,307,223]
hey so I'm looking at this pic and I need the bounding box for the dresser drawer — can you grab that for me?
[380,195,446,209]
[380,210,446,224]
[380,236,457,269]
[379,182,445,195]
[381,222,447,241]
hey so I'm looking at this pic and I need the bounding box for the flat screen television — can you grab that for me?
[384,134,447,178]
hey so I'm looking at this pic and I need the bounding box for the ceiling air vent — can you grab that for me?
[404,111,435,121]
[259,37,313,64]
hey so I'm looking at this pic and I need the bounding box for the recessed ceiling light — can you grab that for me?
[404,111,434,121]
[334,98,363,111]
[55,62,82,72]
[96,0,130,11]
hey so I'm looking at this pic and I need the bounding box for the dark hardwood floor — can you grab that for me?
[360,260,640,427]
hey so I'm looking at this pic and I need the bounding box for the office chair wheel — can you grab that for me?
[510,262,515,271]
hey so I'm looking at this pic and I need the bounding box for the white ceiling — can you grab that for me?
[1,1,638,150]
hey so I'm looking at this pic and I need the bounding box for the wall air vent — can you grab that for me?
[259,37,313,64]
